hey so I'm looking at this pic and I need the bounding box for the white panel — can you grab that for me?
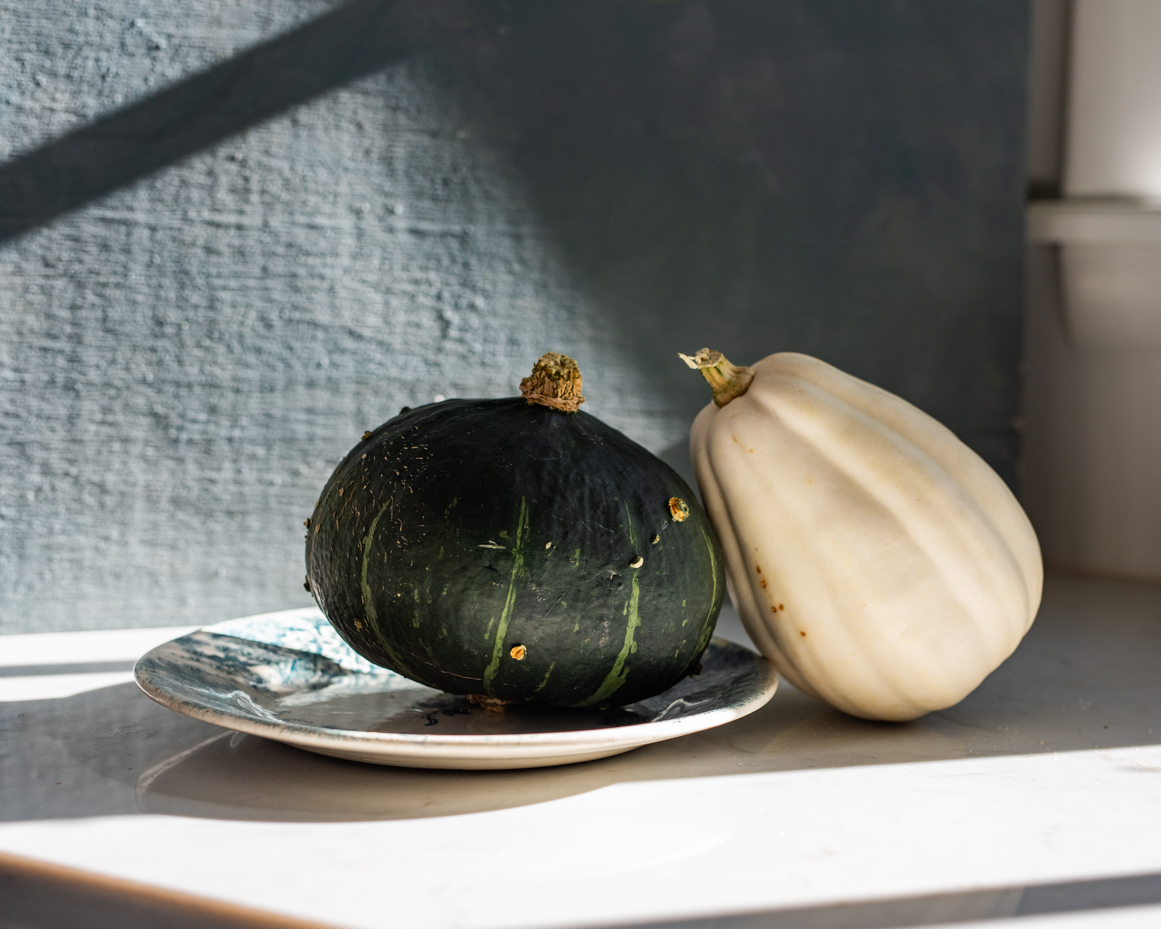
[1021,247,1161,580]
[1066,0,1161,196]
[1027,0,1161,575]
[1060,244,1161,347]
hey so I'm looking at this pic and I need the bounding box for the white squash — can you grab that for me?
[681,348,1042,721]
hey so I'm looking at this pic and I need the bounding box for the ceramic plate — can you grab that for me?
[134,608,777,769]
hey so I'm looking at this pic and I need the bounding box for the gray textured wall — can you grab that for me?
[0,1,1029,633]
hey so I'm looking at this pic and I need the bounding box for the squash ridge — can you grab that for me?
[738,387,919,714]
[759,378,1015,709]
[697,408,803,693]
[781,378,1032,668]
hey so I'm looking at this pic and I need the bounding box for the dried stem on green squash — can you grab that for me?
[520,352,585,412]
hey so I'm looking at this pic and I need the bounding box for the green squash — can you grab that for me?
[305,353,724,708]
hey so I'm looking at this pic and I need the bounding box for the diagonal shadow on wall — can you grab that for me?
[0,0,1028,483]
[0,0,421,244]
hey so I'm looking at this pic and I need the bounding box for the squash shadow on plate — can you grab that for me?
[132,574,1161,823]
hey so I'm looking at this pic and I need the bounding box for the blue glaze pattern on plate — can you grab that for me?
[135,608,777,770]
[210,608,380,673]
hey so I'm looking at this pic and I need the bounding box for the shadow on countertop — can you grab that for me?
[0,573,1158,825]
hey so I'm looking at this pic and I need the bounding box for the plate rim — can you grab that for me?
[133,613,777,766]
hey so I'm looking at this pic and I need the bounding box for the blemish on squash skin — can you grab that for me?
[760,579,767,588]
[800,630,806,637]
[510,644,527,660]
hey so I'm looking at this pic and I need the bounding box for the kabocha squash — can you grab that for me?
[681,348,1042,721]
[306,353,724,708]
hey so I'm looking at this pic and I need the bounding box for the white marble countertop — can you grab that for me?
[2,573,1160,929]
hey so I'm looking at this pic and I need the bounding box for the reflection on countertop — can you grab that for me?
[0,573,1158,826]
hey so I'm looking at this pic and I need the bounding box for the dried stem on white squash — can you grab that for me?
[678,348,754,407]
